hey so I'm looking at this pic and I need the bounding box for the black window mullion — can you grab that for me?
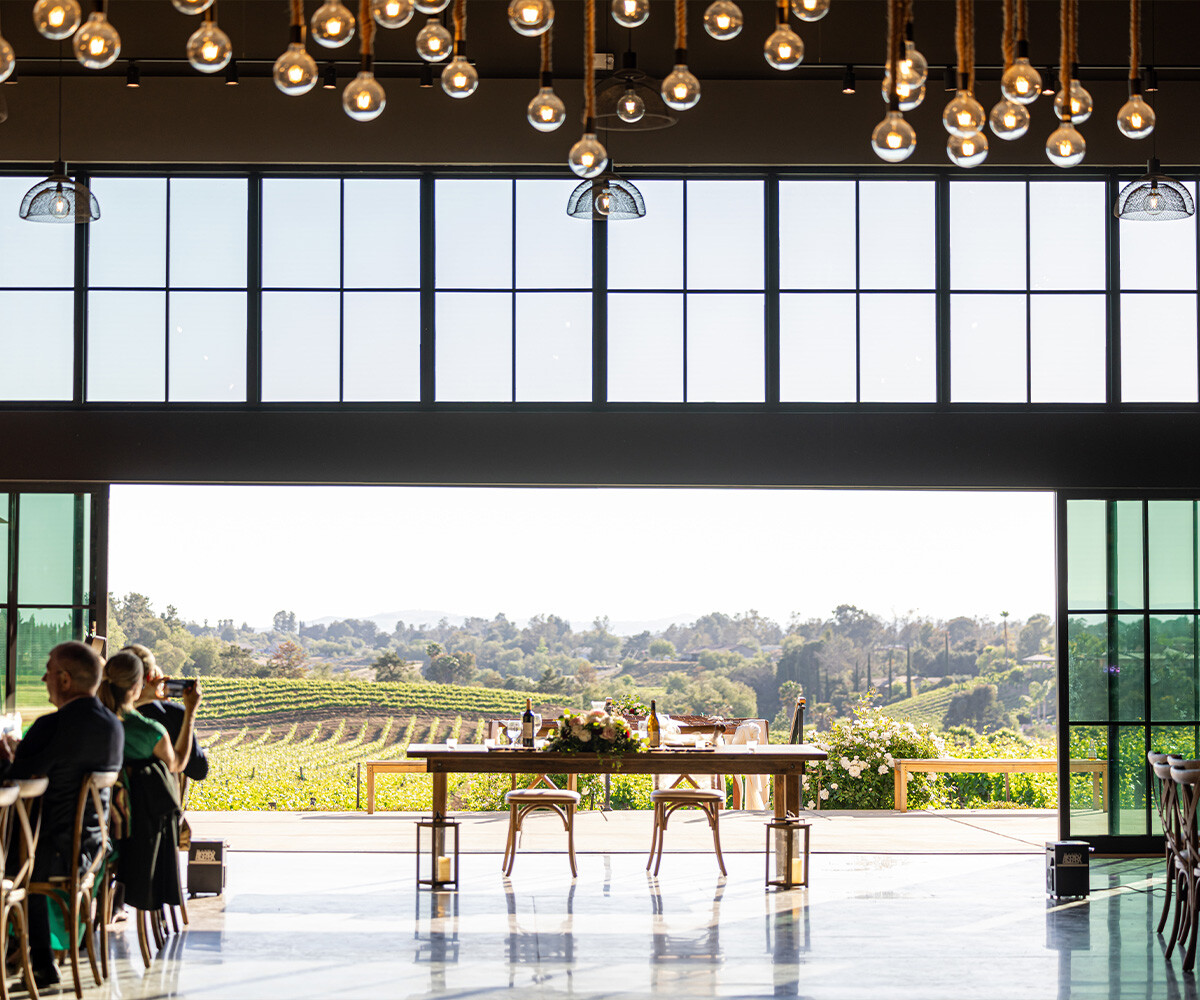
[592,210,607,404]
[854,178,862,402]
[246,174,263,405]
[5,496,18,711]
[338,179,346,402]
[682,181,689,402]
[764,174,780,406]
[420,172,435,405]
[511,180,517,403]
[74,169,90,405]
[935,175,950,405]
[1025,180,1032,403]
[164,178,172,401]
[1106,172,1122,405]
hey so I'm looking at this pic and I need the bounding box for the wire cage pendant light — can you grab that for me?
[1115,158,1195,221]
[20,159,99,222]
[566,172,645,221]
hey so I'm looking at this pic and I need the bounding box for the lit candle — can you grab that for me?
[436,855,451,882]
[790,858,804,885]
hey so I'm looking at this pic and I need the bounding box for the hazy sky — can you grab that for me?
[108,486,1055,633]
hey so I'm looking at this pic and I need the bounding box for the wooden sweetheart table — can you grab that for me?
[406,743,828,819]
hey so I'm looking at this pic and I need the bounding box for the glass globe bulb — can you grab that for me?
[311,1,356,48]
[171,0,215,12]
[661,64,701,110]
[617,87,645,123]
[871,110,916,162]
[898,40,928,87]
[1001,57,1041,104]
[186,21,233,73]
[372,0,415,28]
[1053,81,1093,124]
[372,0,414,28]
[1116,93,1155,139]
[73,11,120,70]
[595,186,612,217]
[703,1,743,40]
[568,132,608,179]
[611,0,649,28]
[526,86,565,131]
[414,0,451,12]
[988,98,1029,140]
[947,131,988,167]
[274,42,318,95]
[416,18,452,61]
[342,70,385,121]
[50,185,71,220]
[33,0,81,40]
[0,35,14,84]
[764,26,803,71]
[1146,185,1165,216]
[942,90,985,137]
[880,74,924,111]
[1045,123,1085,167]
[507,0,554,37]
[441,56,478,97]
[791,0,830,21]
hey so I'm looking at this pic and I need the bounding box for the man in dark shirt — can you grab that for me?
[0,640,123,988]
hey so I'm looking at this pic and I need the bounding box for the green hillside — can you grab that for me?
[878,683,969,730]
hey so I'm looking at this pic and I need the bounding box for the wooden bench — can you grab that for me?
[362,759,427,814]
[892,758,1108,812]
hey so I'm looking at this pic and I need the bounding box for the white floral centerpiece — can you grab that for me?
[544,709,644,754]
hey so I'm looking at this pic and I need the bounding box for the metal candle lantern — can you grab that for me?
[766,817,811,889]
[417,817,460,890]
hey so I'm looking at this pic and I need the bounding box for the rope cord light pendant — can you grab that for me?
[74,0,119,70]
[0,8,14,83]
[881,0,925,111]
[989,0,1029,140]
[526,28,565,131]
[186,3,233,74]
[1001,0,1041,103]
[312,0,356,47]
[508,0,553,37]
[871,0,915,162]
[662,0,699,108]
[567,0,607,178]
[1053,0,1091,123]
[944,0,987,166]
[703,0,743,42]
[1116,0,1154,138]
[274,0,319,96]
[34,0,83,40]
[442,0,478,96]
[764,0,803,71]
[372,0,415,29]
[342,0,385,120]
[1046,0,1084,165]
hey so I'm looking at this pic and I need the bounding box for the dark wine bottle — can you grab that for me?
[522,697,535,747]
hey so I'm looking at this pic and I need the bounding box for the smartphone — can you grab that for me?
[163,677,196,697]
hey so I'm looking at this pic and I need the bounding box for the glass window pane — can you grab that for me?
[1149,500,1195,609]
[859,181,934,290]
[1121,293,1199,402]
[1067,615,1108,720]
[343,292,420,401]
[168,291,247,402]
[0,495,8,582]
[607,293,682,402]
[515,293,591,401]
[1067,724,1107,836]
[0,177,74,288]
[686,294,764,402]
[779,292,856,401]
[1067,500,1107,609]
[435,292,512,401]
[516,181,591,289]
[608,181,682,290]
[1121,182,1198,291]
[1114,500,1144,611]
[262,179,340,289]
[1150,615,1196,722]
[0,291,74,401]
[779,181,855,290]
[687,181,764,290]
[88,178,166,288]
[87,291,165,402]
[950,293,1026,402]
[1030,295,1106,403]
[344,179,420,290]
[1115,615,1145,722]
[261,292,340,401]
[1115,726,1149,834]
[859,293,935,402]
[18,494,79,604]
[950,181,1025,290]
[169,178,248,288]
[16,608,80,716]
[436,179,512,290]
[1030,181,1106,290]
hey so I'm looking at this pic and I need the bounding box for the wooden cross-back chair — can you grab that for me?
[0,780,47,1000]
[502,772,581,878]
[1169,765,1200,972]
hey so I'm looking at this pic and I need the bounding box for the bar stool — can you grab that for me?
[502,783,582,878]
[647,787,727,877]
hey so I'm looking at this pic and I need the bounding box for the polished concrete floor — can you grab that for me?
[15,814,1186,1000]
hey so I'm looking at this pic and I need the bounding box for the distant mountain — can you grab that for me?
[299,610,699,637]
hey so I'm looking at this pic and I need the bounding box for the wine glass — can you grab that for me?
[501,720,521,746]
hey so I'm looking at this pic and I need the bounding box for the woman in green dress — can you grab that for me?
[99,651,201,769]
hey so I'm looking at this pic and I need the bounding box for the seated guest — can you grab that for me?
[124,644,209,782]
[0,640,123,989]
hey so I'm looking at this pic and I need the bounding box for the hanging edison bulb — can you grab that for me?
[791,0,829,21]
[611,0,649,28]
[1053,81,1092,124]
[617,86,645,122]
[1116,90,1155,139]
[343,70,385,120]
[1001,57,1041,103]
[33,0,81,39]
[1045,122,1085,167]
[989,98,1029,140]
[764,24,803,70]
[0,32,13,83]
[568,132,608,178]
[372,0,414,27]
[507,0,553,36]
[942,90,985,136]
[416,17,452,60]
[526,86,565,130]
[312,1,356,47]
[703,1,742,40]
[947,131,988,167]
[871,110,916,162]
[415,0,450,10]
[274,42,318,95]
[661,64,700,109]
[73,10,121,70]
[187,19,233,73]
[595,184,612,217]
[898,39,927,87]
[880,74,924,111]
[442,54,478,97]
[171,0,215,12]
